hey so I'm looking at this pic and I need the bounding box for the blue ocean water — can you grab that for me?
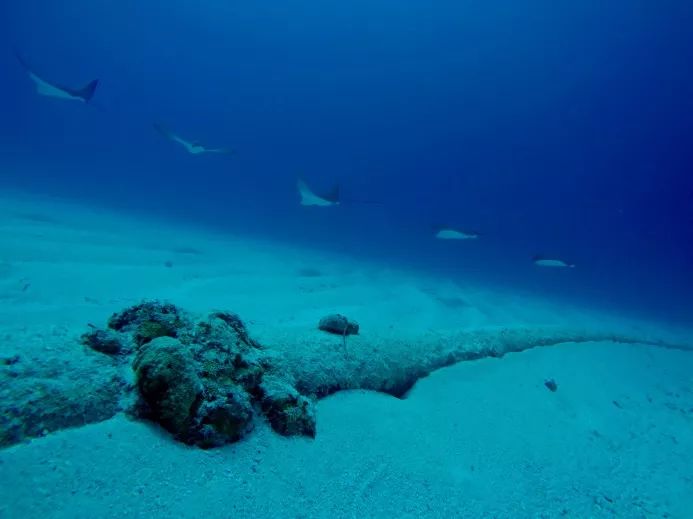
[1,0,692,323]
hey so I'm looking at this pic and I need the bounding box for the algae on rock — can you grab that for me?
[123,302,315,447]
[133,337,203,436]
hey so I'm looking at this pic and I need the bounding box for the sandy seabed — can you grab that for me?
[0,190,691,518]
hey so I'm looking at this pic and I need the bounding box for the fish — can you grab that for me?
[434,226,480,240]
[154,123,233,155]
[297,178,340,207]
[533,255,575,268]
[15,51,98,103]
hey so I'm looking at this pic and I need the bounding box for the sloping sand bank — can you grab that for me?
[1,190,692,516]
[1,190,690,447]
[2,341,692,518]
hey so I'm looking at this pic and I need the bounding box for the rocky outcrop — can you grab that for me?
[1,301,689,449]
[121,304,316,447]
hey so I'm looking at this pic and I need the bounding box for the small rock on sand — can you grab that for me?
[318,314,359,336]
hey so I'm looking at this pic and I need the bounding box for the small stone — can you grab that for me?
[318,314,359,336]
[544,378,558,392]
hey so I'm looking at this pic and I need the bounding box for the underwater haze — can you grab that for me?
[2,1,693,322]
[3,2,693,518]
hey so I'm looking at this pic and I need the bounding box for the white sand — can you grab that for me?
[2,342,691,518]
[2,190,684,341]
[1,190,692,517]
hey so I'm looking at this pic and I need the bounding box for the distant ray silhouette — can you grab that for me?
[15,51,98,103]
[532,255,575,268]
[297,178,382,207]
[433,225,479,240]
[297,178,340,207]
[154,122,233,155]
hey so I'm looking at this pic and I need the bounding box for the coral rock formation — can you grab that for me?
[121,302,315,447]
[1,300,690,449]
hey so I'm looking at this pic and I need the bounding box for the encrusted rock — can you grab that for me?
[134,319,180,347]
[133,337,202,436]
[195,311,259,351]
[318,314,359,336]
[81,328,127,355]
[2,301,318,449]
[259,375,316,437]
[209,311,261,349]
[191,383,254,448]
[106,300,197,350]
[109,301,186,334]
[127,306,313,447]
